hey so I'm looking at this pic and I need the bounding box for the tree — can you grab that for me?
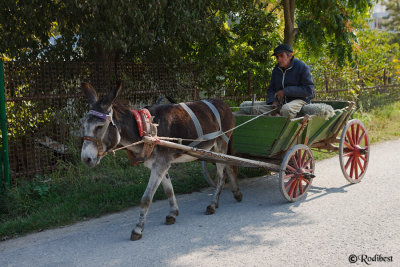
[383,0,400,36]
[1,0,232,63]
[278,0,374,64]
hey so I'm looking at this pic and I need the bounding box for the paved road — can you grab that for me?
[1,140,399,267]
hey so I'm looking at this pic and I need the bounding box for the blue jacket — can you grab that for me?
[266,57,314,104]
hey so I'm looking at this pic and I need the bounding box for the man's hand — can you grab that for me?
[274,90,284,103]
[272,101,279,108]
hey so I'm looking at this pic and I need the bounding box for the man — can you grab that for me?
[267,44,314,118]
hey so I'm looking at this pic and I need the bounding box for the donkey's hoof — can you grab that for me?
[234,192,243,202]
[206,205,216,215]
[130,231,142,241]
[166,215,176,225]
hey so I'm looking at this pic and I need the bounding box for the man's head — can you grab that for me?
[273,44,293,69]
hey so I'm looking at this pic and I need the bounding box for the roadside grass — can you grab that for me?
[1,101,399,240]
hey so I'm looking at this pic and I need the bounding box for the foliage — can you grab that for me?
[0,1,281,102]
[298,28,400,94]
[1,0,272,64]
[383,0,400,37]
[193,2,280,98]
[295,0,374,64]
[1,0,379,98]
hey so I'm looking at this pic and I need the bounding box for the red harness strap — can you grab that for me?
[131,108,153,137]
[129,108,157,165]
[131,110,144,137]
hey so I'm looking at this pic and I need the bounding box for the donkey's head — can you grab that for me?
[80,82,122,167]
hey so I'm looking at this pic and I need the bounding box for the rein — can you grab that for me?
[83,105,278,160]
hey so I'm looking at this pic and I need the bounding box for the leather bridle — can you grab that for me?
[82,109,117,157]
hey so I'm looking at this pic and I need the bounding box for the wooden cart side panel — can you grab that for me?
[233,115,287,157]
[268,118,305,157]
[329,106,355,138]
[304,110,344,145]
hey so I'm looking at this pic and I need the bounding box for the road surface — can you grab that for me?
[1,140,399,266]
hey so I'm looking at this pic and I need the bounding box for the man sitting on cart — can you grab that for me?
[267,44,315,118]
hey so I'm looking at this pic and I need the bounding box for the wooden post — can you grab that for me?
[324,70,329,92]
[247,71,252,98]
[383,69,387,85]
[193,68,200,100]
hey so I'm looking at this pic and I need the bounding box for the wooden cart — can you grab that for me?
[200,100,370,202]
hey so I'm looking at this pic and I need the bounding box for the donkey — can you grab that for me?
[80,82,242,240]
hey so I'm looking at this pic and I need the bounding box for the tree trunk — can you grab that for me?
[283,0,298,46]
[90,45,121,92]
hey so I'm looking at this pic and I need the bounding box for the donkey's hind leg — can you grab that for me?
[226,165,242,202]
[161,173,179,225]
[206,163,226,215]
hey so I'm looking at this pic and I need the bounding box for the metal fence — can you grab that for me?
[1,60,400,185]
[1,61,198,183]
[314,84,400,110]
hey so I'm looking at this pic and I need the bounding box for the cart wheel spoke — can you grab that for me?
[355,124,360,145]
[302,177,310,185]
[343,151,353,157]
[357,131,366,145]
[298,179,304,195]
[291,154,299,169]
[339,119,369,183]
[351,124,357,147]
[344,141,353,150]
[303,157,312,168]
[298,151,304,167]
[354,159,359,180]
[300,150,307,167]
[288,179,298,197]
[292,180,298,198]
[286,165,297,173]
[346,131,354,147]
[357,157,365,174]
[345,155,353,170]
[350,156,355,178]
[285,178,296,190]
[280,145,314,202]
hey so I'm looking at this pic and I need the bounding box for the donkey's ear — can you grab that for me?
[102,81,122,109]
[82,83,98,105]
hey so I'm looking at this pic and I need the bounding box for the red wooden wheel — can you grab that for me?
[339,119,370,183]
[280,144,315,202]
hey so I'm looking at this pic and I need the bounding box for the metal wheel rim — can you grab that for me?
[201,161,217,187]
[279,144,314,202]
[339,119,370,183]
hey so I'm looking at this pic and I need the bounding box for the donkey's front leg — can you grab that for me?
[161,173,179,225]
[206,163,226,215]
[130,161,170,241]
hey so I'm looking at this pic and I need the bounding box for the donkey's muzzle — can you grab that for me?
[82,156,98,168]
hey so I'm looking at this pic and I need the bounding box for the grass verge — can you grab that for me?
[1,101,399,240]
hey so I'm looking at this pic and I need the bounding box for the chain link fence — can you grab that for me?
[2,61,400,183]
[314,84,400,111]
[2,62,198,182]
